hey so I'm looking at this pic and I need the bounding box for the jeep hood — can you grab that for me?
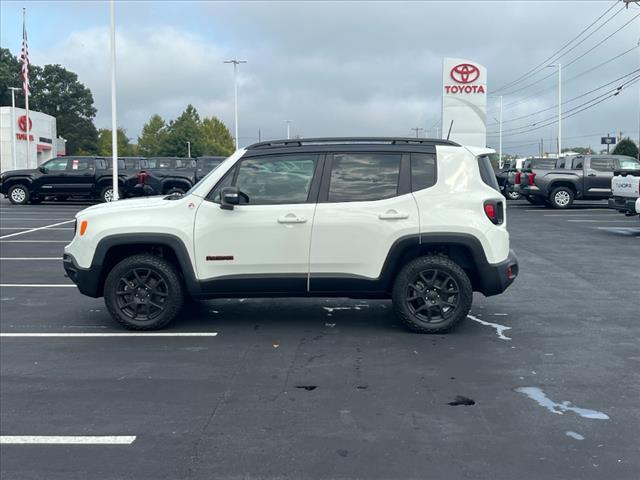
[78,195,194,216]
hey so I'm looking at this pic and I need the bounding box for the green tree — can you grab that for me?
[0,49,99,155]
[97,128,136,156]
[165,104,205,157]
[201,116,235,155]
[0,48,22,107]
[138,114,168,156]
[612,137,639,158]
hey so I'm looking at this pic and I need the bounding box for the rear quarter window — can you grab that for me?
[477,155,500,192]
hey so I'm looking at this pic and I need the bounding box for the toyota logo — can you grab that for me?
[450,63,480,84]
[18,115,33,132]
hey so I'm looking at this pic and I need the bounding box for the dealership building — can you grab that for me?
[0,107,66,172]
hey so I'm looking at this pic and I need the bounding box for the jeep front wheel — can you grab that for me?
[104,254,185,330]
[392,255,472,333]
[8,185,30,205]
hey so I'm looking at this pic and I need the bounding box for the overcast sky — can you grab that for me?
[1,0,639,155]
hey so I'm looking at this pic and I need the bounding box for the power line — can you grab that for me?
[492,0,622,94]
[489,43,639,113]
[495,11,639,98]
[487,69,640,127]
[489,76,640,138]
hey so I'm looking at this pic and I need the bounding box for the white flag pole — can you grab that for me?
[23,8,31,168]
[109,0,119,201]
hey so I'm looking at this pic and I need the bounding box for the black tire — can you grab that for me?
[103,254,185,330]
[7,184,30,205]
[100,185,121,203]
[548,186,574,209]
[392,255,473,334]
[524,195,545,205]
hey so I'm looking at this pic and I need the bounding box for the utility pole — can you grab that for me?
[410,127,424,138]
[258,129,261,142]
[9,87,20,170]
[224,59,247,150]
[109,0,119,201]
[186,141,191,158]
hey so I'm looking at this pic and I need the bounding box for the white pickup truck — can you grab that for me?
[608,164,640,218]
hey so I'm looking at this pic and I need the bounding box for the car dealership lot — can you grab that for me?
[0,198,638,479]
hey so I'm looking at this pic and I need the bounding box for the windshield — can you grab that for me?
[618,158,640,170]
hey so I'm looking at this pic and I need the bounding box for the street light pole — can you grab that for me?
[187,141,191,158]
[109,0,119,201]
[548,63,562,158]
[9,87,21,170]
[498,95,503,169]
[285,120,292,139]
[224,59,247,150]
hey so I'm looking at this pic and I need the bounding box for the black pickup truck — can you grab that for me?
[516,155,638,208]
[129,156,226,197]
[0,156,143,204]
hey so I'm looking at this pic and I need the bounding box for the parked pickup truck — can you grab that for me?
[494,159,525,200]
[516,155,639,209]
[608,162,640,217]
[0,156,142,204]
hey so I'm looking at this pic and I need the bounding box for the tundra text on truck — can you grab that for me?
[63,138,519,333]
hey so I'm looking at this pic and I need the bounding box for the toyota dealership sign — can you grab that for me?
[441,57,487,147]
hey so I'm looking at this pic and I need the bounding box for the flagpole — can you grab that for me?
[109,0,119,201]
[23,8,31,168]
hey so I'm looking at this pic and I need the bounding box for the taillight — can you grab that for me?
[484,200,504,225]
[137,171,148,185]
[528,172,536,186]
[515,172,521,185]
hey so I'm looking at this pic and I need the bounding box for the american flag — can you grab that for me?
[20,13,29,97]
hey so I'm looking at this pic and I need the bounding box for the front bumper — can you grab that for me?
[608,196,638,214]
[477,249,519,297]
[63,253,102,298]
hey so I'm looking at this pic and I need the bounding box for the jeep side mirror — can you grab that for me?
[38,166,47,174]
[220,186,249,210]
[220,186,240,210]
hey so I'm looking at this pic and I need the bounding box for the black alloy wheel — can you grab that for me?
[115,268,169,322]
[405,269,461,324]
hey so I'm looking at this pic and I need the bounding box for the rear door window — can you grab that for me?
[590,158,616,171]
[327,153,401,202]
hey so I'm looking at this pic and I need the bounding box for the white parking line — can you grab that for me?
[0,436,136,445]
[525,208,607,212]
[0,284,75,287]
[1,332,218,337]
[1,227,73,230]
[567,219,637,223]
[0,257,60,260]
[0,240,69,243]
[0,220,74,240]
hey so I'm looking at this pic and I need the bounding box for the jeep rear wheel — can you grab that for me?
[549,187,574,209]
[8,185,30,205]
[104,254,184,330]
[392,255,472,333]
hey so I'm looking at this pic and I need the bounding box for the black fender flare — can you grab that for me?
[91,233,200,297]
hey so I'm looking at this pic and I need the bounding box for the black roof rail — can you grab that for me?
[246,137,461,150]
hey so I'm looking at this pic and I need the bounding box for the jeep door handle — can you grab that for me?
[278,214,307,224]
[587,173,597,177]
[379,210,409,220]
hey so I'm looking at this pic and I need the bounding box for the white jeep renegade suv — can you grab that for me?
[63,138,518,333]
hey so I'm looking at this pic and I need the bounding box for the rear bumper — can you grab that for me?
[517,184,542,197]
[477,249,519,297]
[63,253,102,298]
[608,196,638,214]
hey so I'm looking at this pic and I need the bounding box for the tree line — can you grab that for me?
[0,48,234,157]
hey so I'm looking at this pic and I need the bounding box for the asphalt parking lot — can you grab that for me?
[0,197,638,480]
